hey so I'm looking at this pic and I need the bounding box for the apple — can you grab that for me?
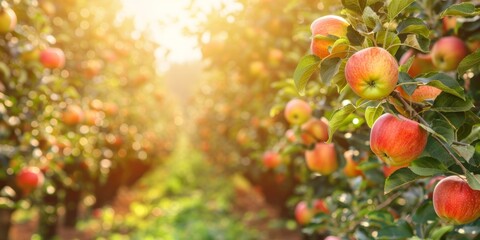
[313,199,329,214]
[382,164,405,177]
[40,47,66,69]
[262,151,281,169]
[285,129,297,143]
[431,36,468,71]
[396,85,442,103]
[0,7,16,33]
[305,143,338,175]
[84,110,100,126]
[268,48,283,65]
[284,99,312,125]
[301,118,329,145]
[442,16,457,34]
[103,102,119,116]
[82,59,103,78]
[295,201,313,225]
[399,49,436,77]
[343,149,366,178]
[16,167,45,195]
[433,175,480,224]
[62,105,84,125]
[310,15,349,58]
[370,113,428,166]
[466,39,480,52]
[345,47,399,100]
[325,237,341,240]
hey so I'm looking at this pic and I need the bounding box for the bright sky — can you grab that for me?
[120,0,241,71]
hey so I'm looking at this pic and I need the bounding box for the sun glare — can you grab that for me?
[120,0,241,70]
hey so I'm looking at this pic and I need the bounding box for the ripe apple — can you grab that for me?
[301,118,329,145]
[295,201,313,225]
[382,164,406,177]
[431,36,468,71]
[16,167,45,195]
[396,85,442,103]
[345,47,399,100]
[285,129,297,143]
[305,143,338,175]
[370,113,428,166]
[40,47,65,69]
[442,16,457,34]
[313,199,329,214]
[433,175,480,224]
[103,102,119,116]
[84,110,100,126]
[399,49,436,77]
[62,105,84,125]
[325,237,341,240]
[284,99,312,125]
[0,7,17,33]
[466,39,480,52]
[343,149,366,178]
[82,59,103,78]
[262,151,281,169]
[310,15,349,58]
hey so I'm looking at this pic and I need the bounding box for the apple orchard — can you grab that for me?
[0,0,480,239]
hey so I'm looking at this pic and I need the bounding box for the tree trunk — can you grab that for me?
[0,208,14,240]
[63,188,81,228]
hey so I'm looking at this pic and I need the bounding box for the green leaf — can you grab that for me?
[412,201,436,224]
[377,220,413,239]
[417,72,465,100]
[342,0,365,14]
[397,18,430,38]
[431,226,454,240]
[432,119,454,144]
[432,93,474,112]
[363,6,381,32]
[440,2,477,17]
[367,210,394,225]
[409,157,446,176]
[376,31,401,56]
[331,61,347,92]
[398,72,416,95]
[365,105,384,128]
[387,0,415,20]
[458,49,480,76]
[346,25,365,46]
[452,144,475,162]
[404,34,430,53]
[281,144,303,155]
[465,171,480,191]
[384,168,422,194]
[293,55,321,95]
[425,136,455,167]
[320,58,342,84]
[327,104,356,143]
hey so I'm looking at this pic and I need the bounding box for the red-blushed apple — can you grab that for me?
[343,149,366,178]
[431,36,468,71]
[310,15,349,58]
[399,49,436,77]
[313,199,329,214]
[442,16,457,34]
[382,164,406,178]
[301,118,329,145]
[40,47,65,69]
[396,85,442,103]
[324,237,341,240]
[0,7,16,33]
[262,151,281,169]
[433,175,480,224]
[370,113,428,166]
[16,167,45,195]
[84,110,100,126]
[305,143,338,175]
[285,129,297,143]
[467,39,480,52]
[295,201,313,225]
[345,47,399,100]
[284,99,312,125]
[103,102,119,116]
[62,105,84,126]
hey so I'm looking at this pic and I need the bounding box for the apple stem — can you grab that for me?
[390,91,469,175]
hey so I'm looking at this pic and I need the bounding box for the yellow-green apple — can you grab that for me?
[310,15,349,58]
[433,175,480,224]
[295,201,313,225]
[305,143,338,175]
[301,118,329,145]
[262,151,281,169]
[40,47,65,69]
[284,99,312,125]
[62,105,84,125]
[431,36,468,71]
[0,7,16,33]
[343,149,366,177]
[370,113,427,166]
[345,47,399,100]
[382,164,406,177]
[16,167,45,195]
[399,49,436,77]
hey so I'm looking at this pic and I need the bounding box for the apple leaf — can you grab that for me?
[399,56,414,74]
[331,61,347,92]
[384,167,422,194]
[465,171,480,191]
[327,103,356,143]
[398,72,416,95]
[417,72,465,100]
[365,105,384,128]
[397,17,430,38]
[319,58,342,84]
[376,31,401,56]
[293,55,321,95]
[425,136,455,167]
[387,0,415,20]
[377,220,413,239]
[432,119,455,144]
[431,226,454,240]
[346,25,365,46]
[451,144,475,162]
[432,93,474,112]
[412,201,436,224]
[458,49,480,77]
[341,0,365,14]
[409,157,446,176]
[362,6,381,32]
[440,2,478,17]
[404,34,430,53]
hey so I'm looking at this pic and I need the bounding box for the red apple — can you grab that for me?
[295,201,313,225]
[313,199,329,214]
[442,16,457,34]
[431,36,468,71]
[305,143,338,175]
[262,151,281,169]
[399,49,436,77]
[301,118,329,145]
[16,167,44,195]
[40,47,65,69]
[310,15,349,58]
[284,99,312,125]
[433,175,480,224]
[396,85,442,103]
[285,129,297,143]
[0,7,16,33]
[345,47,399,100]
[343,149,366,178]
[382,164,406,177]
[62,105,84,125]
[370,113,428,166]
